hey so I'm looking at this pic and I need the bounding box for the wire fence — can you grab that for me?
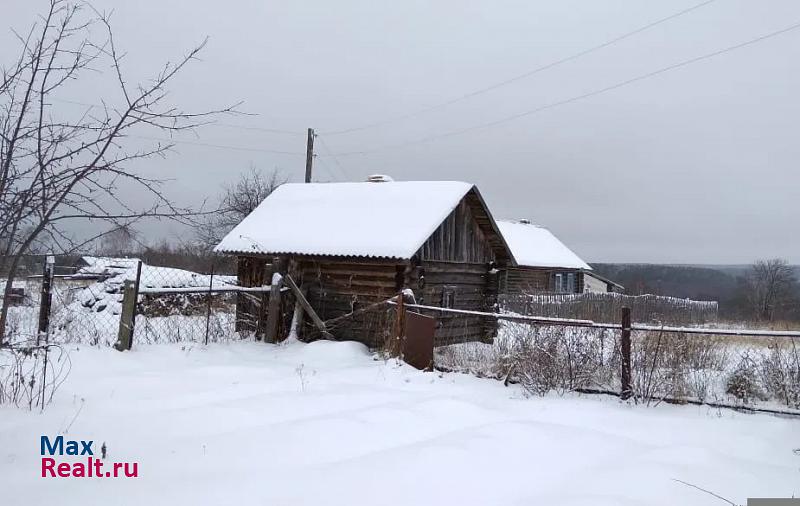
[499,292,719,325]
[1,255,249,348]
[423,302,800,415]
[3,259,798,416]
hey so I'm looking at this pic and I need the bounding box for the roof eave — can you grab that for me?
[214,249,413,263]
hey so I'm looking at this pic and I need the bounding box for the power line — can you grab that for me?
[211,123,304,136]
[50,97,303,136]
[315,135,351,180]
[329,19,800,157]
[41,97,314,156]
[319,0,717,136]
[131,135,307,156]
[313,155,340,182]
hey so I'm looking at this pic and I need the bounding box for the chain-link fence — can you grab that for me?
[130,262,240,345]
[429,304,800,414]
[4,258,798,415]
[2,276,44,343]
[1,255,246,348]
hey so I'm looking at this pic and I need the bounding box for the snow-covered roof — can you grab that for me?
[74,256,141,278]
[214,181,488,259]
[496,220,591,270]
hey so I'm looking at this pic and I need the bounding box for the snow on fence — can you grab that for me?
[412,301,799,416]
[2,257,253,348]
[499,292,719,326]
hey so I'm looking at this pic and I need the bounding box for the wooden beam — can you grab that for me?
[284,274,331,337]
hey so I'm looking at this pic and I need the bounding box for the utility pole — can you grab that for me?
[304,127,315,183]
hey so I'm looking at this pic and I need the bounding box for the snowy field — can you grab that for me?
[0,340,797,505]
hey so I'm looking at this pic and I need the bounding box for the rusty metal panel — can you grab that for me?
[403,311,436,370]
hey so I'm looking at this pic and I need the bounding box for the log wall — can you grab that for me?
[293,259,404,348]
[499,267,587,296]
[235,256,271,336]
[408,260,495,345]
[233,190,511,348]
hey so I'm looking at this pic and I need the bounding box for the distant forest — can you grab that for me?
[592,263,800,321]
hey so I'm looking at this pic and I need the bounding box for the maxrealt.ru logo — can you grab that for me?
[40,435,139,478]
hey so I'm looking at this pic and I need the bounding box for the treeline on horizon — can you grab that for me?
[592,263,800,322]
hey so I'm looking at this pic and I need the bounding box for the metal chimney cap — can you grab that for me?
[366,174,394,183]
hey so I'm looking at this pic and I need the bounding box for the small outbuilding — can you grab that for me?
[72,256,140,281]
[496,219,622,295]
[214,179,516,348]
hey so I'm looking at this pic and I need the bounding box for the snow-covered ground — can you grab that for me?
[0,340,797,505]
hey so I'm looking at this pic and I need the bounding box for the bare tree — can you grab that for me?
[99,224,138,256]
[0,0,236,343]
[195,166,286,250]
[746,259,797,321]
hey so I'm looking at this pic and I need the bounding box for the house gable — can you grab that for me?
[416,188,514,265]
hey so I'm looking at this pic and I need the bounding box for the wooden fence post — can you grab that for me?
[115,280,137,351]
[129,260,142,350]
[36,255,55,346]
[204,262,215,346]
[389,292,406,357]
[264,272,283,343]
[620,306,633,400]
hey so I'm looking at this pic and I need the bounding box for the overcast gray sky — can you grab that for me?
[4,0,800,264]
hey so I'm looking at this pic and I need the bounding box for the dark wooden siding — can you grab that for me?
[407,260,495,345]
[419,199,494,263]
[293,259,405,348]
[235,256,271,335]
[500,267,550,294]
[499,267,584,295]
[408,200,499,345]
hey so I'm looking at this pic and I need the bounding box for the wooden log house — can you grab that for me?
[495,219,622,296]
[214,179,516,348]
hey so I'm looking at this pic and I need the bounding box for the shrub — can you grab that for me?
[633,332,728,405]
[725,353,766,406]
[758,340,800,409]
[507,325,607,396]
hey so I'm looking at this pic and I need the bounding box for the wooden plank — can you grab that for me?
[305,268,397,279]
[285,274,328,334]
[315,277,398,289]
[421,260,488,272]
[324,297,393,327]
[114,280,136,351]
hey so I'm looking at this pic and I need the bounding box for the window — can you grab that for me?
[441,287,456,308]
[553,272,576,293]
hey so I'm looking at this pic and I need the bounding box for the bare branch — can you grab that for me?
[0,0,238,342]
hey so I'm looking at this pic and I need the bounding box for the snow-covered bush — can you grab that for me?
[632,331,728,405]
[515,327,603,395]
[758,340,800,409]
[725,353,766,406]
[436,323,616,395]
[492,324,612,396]
[433,341,507,378]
